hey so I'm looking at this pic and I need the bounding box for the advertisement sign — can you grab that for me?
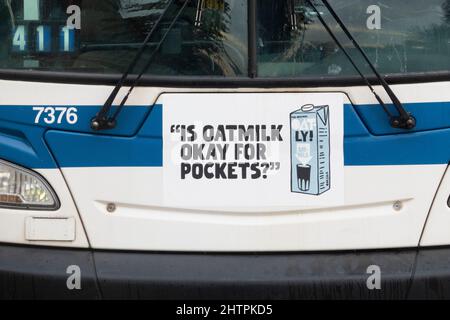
[162,93,344,207]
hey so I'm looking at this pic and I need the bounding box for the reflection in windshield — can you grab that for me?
[0,0,248,76]
[257,0,450,77]
[118,0,167,19]
[0,0,448,77]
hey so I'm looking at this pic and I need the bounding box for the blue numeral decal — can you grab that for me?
[12,26,27,52]
[36,25,51,52]
[59,27,75,52]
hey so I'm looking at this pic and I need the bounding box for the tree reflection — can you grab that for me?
[184,0,240,75]
[130,0,242,76]
[413,0,450,70]
[258,0,323,66]
[258,0,450,76]
[444,0,450,23]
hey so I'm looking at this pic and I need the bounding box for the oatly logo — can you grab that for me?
[290,104,331,195]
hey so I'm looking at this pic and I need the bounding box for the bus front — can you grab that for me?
[0,0,450,300]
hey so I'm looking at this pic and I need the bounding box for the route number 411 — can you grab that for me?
[12,25,75,53]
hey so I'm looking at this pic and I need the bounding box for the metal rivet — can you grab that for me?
[106,203,116,213]
[393,201,403,211]
[91,121,100,130]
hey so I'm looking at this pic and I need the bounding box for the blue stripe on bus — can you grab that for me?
[0,119,57,169]
[0,103,448,169]
[0,105,150,136]
[355,101,450,135]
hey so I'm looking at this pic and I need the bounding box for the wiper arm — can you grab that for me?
[306,0,416,129]
[91,0,188,131]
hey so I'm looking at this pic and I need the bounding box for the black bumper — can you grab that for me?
[1,243,450,299]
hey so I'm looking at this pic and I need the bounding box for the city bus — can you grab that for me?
[0,0,449,299]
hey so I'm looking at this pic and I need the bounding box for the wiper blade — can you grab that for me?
[306,0,416,130]
[91,0,188,131]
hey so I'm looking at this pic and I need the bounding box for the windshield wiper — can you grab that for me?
[91,0,188,131]
[306,0,416,129]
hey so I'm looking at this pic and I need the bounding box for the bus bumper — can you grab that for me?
[1,243,450,300]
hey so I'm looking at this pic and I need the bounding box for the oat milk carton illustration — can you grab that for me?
[290,104,330,195]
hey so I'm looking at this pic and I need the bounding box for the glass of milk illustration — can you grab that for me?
[290,104,330,195]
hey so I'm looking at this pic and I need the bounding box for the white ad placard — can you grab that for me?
[162,93,344,208]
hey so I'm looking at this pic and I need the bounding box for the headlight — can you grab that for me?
[0,160,59,210]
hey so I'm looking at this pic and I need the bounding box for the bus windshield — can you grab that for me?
[257,0,450,77]
[0,0,449,78]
